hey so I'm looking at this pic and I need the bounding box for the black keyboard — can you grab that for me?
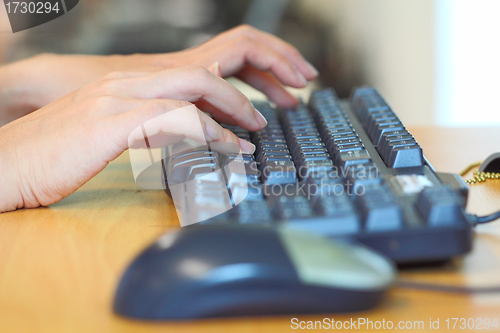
[161,87,473,264]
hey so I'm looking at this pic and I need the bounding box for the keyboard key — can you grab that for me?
[185,177,232,225]
[387,144,424,168]
[416,187,465,227]
[304,174,345,198]
[356,187,403,232]
[169,162,219,184]
[260,160,297,185]
[381,139,418,162]
[257,143,288,151]
[271,195,314,220]
[262,155,293,162]
[369,120,402,140]
[222,155,259,187]
[309,194,361,235]
[372,124,405,145]
[297,159,334,180]
[291,142,326,156]
[367,115,399,135]
[345,163,382,190]
[335,149,371,168]
[299,153,330,162]
[377,134,414,154]
[331,143,364,158]
[325,133,358,148]
[375,129,408,146]
[171,154,219,168]
[230,183,264,203]
[171,150,211,162]
[300,147,328,154]
[232,200,272,224]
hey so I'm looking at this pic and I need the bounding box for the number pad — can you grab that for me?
[351,88,424,169]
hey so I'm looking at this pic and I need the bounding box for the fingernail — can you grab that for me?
[208,61,222,77]
[254,109,268,128]
[296,69,308,87]
[305,60,319,77]
[205,123,220,141]
[238,138,256,154]
[290,62,309,87]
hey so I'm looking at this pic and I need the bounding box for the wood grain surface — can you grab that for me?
[1,126,499,332]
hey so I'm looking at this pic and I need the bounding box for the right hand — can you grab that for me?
[0,25,317,125]
[0,65,263,213]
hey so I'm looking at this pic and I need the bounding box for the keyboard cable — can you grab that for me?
[388,162,500,293]
[469,211,500,225]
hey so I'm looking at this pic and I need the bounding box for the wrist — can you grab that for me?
[142,52,181,69]
[0,136,23,213]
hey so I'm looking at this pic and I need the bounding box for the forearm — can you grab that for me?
[0,59,48,125]
[0,53,177,127]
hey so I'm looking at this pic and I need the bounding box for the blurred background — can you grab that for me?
[1,0,499,127]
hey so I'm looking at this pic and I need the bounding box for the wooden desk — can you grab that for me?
[1,127,500,333]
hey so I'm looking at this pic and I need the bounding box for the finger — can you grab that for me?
[200,25,318,80]
[110,99,255,153]
[236,65,299,108]
[198,111,256,154]
[233,25,318,80]
[195,100,238,126]
[102,66,268,132]
[198,64,263,126]
[203,36,309,88]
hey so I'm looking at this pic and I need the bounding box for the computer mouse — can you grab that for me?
[479,152,500,173]
[113,225,396,320]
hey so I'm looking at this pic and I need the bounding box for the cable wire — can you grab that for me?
[474,211,500,224]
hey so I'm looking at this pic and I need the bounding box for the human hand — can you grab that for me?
[0,25,317,125]
[0,65,264,213]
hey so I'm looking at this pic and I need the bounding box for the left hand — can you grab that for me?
[0,65,265,213]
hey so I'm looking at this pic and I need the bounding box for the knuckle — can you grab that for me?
[169,100,193,110]
[184,64,207,72]
[236,35,254,45]
[237,24,255,34]
[145,99,167,110]
[148,99,193,113]
[97,78,121,93]
[102,71,128,80]
[89,95,119,110]
[184,65,212,81]
[221,128,232,142]
[73,82,100,102]
[75,78,121,99]
[286,44,302,58]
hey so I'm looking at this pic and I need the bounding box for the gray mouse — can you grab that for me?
[113,225,396,320]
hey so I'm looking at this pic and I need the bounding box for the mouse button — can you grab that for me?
[167,226,297,268]
[277,228,396,290]
[479,153,500,173]
[203,262,299,287]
